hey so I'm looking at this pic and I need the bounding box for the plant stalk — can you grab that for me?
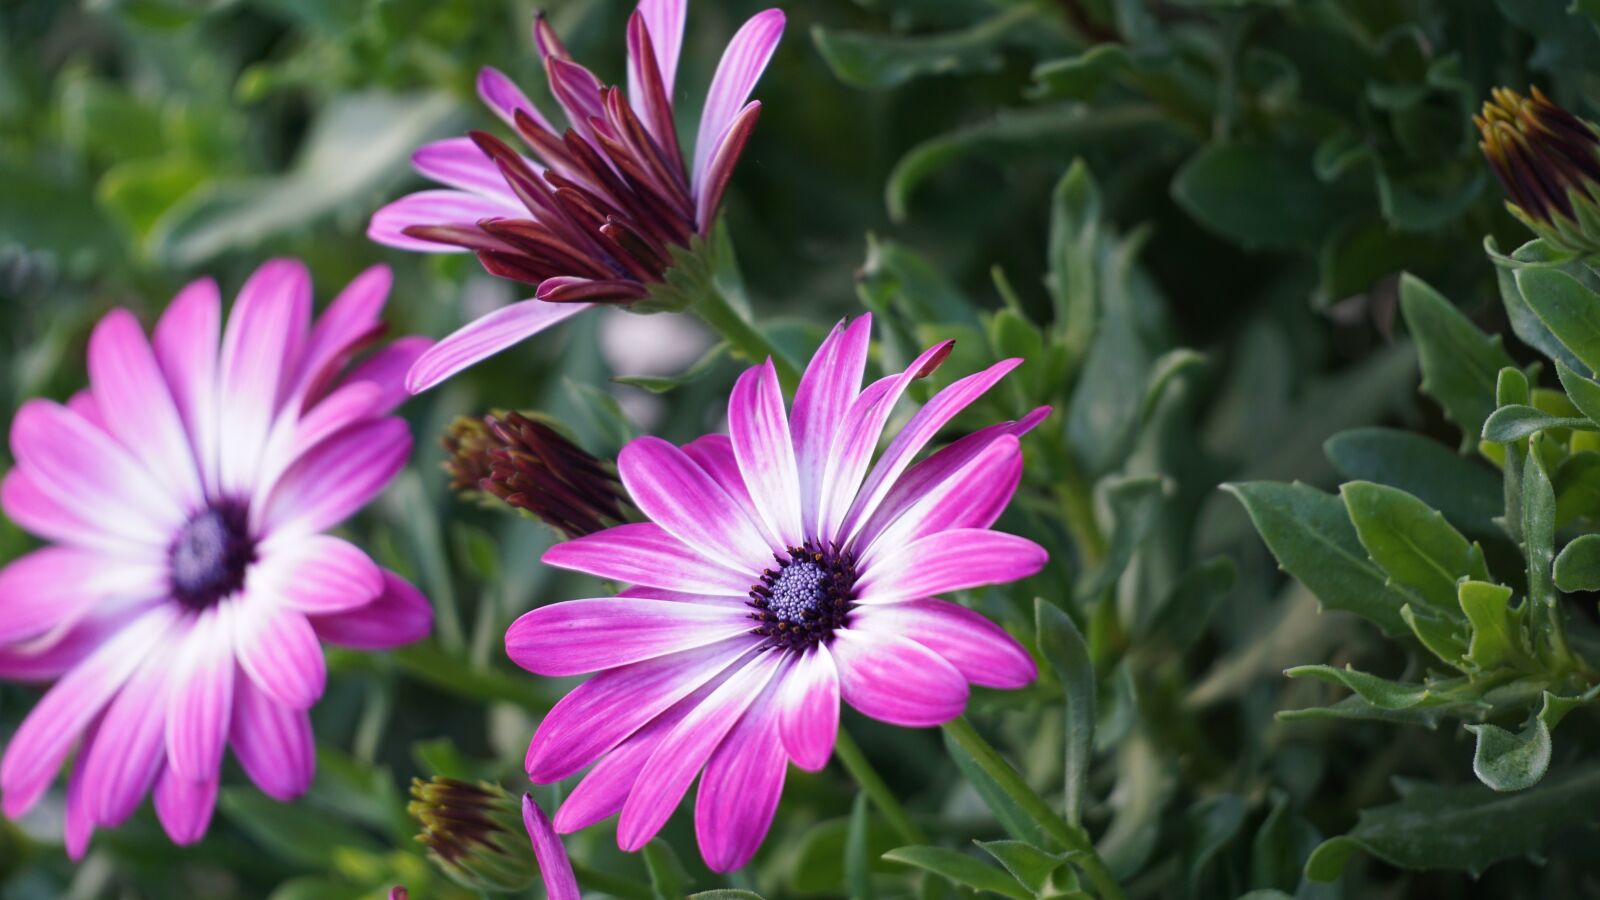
[834,728,926,845]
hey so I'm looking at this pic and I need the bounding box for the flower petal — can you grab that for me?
[506,597,754,677]
[165,603,236,782]
[543,522,753,596]
[63,718,99,860]
[852,600,1037,689]
[831,628,968,727]
[153,763,218,846]
[368,189,523,253]
[235,602,325,710]
[153,277,223,495]
[291,263,393,402]
[553,686,704,833]
[792,316,871,538]
[523,796,582,900]
[89,309,203,507]
[310,570,433,650]
[691,9,785,196]
[859,434,1022,567]
[617,652,781,851]
[855,529,1047,605]
[695,672,787,872]
[619,436,774,574]
[778,645,839,771]
[478,65,556,134]
[0,546,165,645]
[230,674,315,801]
[0,467,156,556]
[341,335,433,415]
[525,636,755,782]
[218,258,311,496]
[258,417,411,538]
[405,299,592,393]
[253,535,384,614]
[81,654,168,826]
[632,0,685,99]
[729,360,803,548]
[413,137,523,201]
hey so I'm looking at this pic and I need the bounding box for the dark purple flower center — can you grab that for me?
[169,502,255,610]
[748,542,857,652]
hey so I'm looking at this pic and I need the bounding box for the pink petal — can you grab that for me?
[695,674,787,872]
[63,718,100,860]
[728,360,804,548]
[816,340,954,542]
[310,569,433,650]
[80,655,168,826]
[88,308,203,507]
[631,0,685,100]
[340,335,433,414]
[0,605,175,818]
[543,522,752,596]
[682,434,753,507]
[694,101,760,230]
[619,436,775,574]
[367,189,524,252]
[405,300,592,393]
[778,646,839,771]
[230,674,315,801]
[831,628,969,727]
[478,65,556,134]
[258,417,411,538]
[291,263,393,402]
[235,602,325,710]
[691,9,785,197]
[217,258,311,496]
[840,358,1023,545]
[506,597,754,677]
[253,535,384,614]
[859,434,1023,567]
[545,57,609,148]
[413,137,524,201]
[166,604,236,781]
[617,652,781,851]
[523,796,582,900]
[0,546,165,645]
[0,606,151,683]
[0,467,155,556]
[153,763,218,846]
[791,316,872,538]
[856,529,1047,605]
[525,636,756,783]
[153,277,223,495]
[553,687,704,833]
[252,381,384,503]
[852,600,1036,690]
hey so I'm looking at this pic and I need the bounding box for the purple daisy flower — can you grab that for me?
[505,315,1048,871]
[0,260,434,854]
[369,0,786,393]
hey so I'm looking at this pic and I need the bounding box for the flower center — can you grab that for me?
[169,503,255,610]
[748,542,857,652]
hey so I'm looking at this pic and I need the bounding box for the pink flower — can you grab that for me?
[369,0,786,394]
[0,260,434,855]
[506,315,1047,871]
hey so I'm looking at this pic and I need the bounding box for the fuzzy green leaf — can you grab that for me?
[1399,273,1515,449]
[1457,581,1520,671]
[1515,267,1600,375]
[1482,405,1596,443]
[976,840,1067,894]
[1036,599,1096,827]
[1555,533,1600,591]
[1340,480,1480,614]
[1466,717,1552,792]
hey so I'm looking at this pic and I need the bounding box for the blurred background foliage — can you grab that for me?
[4,0,1600,897]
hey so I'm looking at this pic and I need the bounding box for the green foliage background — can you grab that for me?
[5,0,1600,897]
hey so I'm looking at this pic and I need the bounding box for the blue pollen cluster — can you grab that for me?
[169,502,256,610]
[748,541,858,652]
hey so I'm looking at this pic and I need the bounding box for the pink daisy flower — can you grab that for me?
[369,0,786,394]
[0,260,434,855]
[506,315,1048,871]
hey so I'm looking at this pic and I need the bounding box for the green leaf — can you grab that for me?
[1398,273,1515,449]
[1457,581,1522,671]
[1482,405,1596,443]
[883,846,1031,900]
[1182,794,1246,898]
[1048,159,1101,365]
[612,342,728,394]
[1466,717,1552,792]
[1172,140,1361,251]
[643,839,691,900]
[1139,556,1236,650]
[1555,452,1600,525]
[1515,267,1600,374]
[813,5,1043,90]
[1031,44,1134,100]
[846,794,875,900]
[1400,603,1470,667]
[1555,533,1600,591]
[1558,360,1600,427]
[562,377,636,456]
[1325,428,1503,539]
[1340,480,1480,614]
[1223,481,1414,635]
[976,840,1066,895]
[1081,476,1167,600]
[1523,440,1559,616]
[1486,235,1588,371]
[1285,665,1440,710]
[219,789,383,869]
[1065,230,1159,477]
[941,727,1048,846]
[1036,600,1096,828]
[1304,763,1600,879]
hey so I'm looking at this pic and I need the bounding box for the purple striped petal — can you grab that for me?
[523,796,582,900]
[0,606,149,683]
[341,335,433,414]
[80,656,167,826]
[619,436,776,574]
[856,529,1047,605]
[778,645,839,771]
[506,597,753,677]
[681,434,781,549]
[310,570,433,650]
[0,468,156,556]
[543,522,753,596]
[792,316,871,537]
[217,259,311,496]
[479,65,556,134]
[258,417,411,538]
[230,674,314,801]
[546,57,609,147]
[553,687,704,832]
[0,546,165,645]
[235,602,324,710]
[852,600,1036,689]
[165,604,235,782]
[840,358,1023,544]
[153,277,223,494]
[694,100,760,230]
[254,535,384,614]
[153,763,218,846]
[405,299,592,393]
[632,0,685,99]
[413,137,525,201]
[253,381,383,502]
[63,718,99,859]
[617,652,781,851]
[860,435,1023,567]
[525,636,755,782]
[729,360,804,547]
[695,673,787,872]
[291,264,392,402]
[691,9,785,196]
[88,309,203,507]
[368,189,523,252]
[831,628,968,727]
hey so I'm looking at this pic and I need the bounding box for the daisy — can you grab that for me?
[369,0,786,393]
[0,260,434,855]
[506,315,1047,871]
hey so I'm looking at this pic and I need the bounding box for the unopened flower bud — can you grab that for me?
[1477,86,1600,255]
[409,778,538,893]
[442,411,628,537]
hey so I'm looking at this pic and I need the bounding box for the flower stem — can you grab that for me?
[833,728,926,845]
[691,281,803,390]
[569,861,655,899]
[941,717,1126,900]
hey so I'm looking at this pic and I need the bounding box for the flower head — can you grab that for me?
[505,316,1047,871]
[370,0,786,393]
[0,260,434,855]
[443,411,628,537]
[1477,86,1600,255]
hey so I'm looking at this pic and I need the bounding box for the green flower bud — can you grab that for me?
[409,778,539,893]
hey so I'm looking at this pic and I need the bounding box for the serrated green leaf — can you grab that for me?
[1340,480,1478,614]
[1285,665,1437,710]
[1482,405,1596,443]
[1487,236,1587,371]
[1457,581,1521,671]
[1524,440,1559,617]
[1516,267,1600,375]
[1399,273,1515,449]
[1036,600,1096,828]
[1031,44,1133,100]
[883,846,1031,900]
[942,726,1048,847]
[812,5,1043,90]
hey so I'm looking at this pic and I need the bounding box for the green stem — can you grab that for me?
[692,281,803,390]
[569,861,655,900]
[1054,459,1105,570]
[941,717,1126,900]
[834,728,926,845]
